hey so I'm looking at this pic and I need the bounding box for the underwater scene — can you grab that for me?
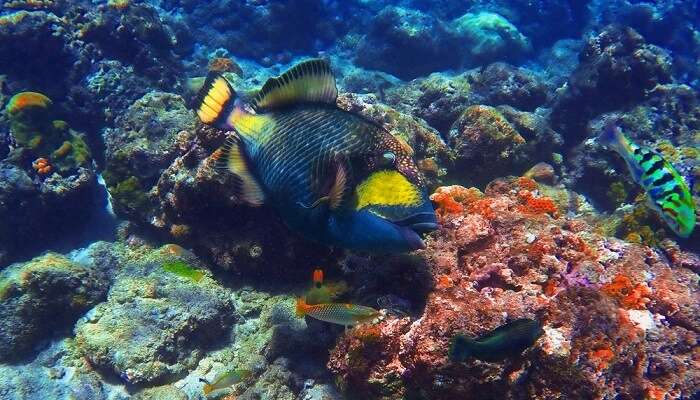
[0,0,699,399]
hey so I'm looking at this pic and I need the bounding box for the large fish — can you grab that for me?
[194,59,438,252]
[599,124,696,238]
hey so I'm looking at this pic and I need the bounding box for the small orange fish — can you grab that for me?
[312,268,324,289]
[296,298,379,327]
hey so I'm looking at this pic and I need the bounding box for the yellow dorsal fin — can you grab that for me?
[219,135,265,206]
[251,58,338,112]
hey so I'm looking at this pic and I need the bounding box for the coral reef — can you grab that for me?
[469,62,548,111]
[0,252,109,362]
[355,6,460,80]
[329,180,699,399]
[452,12,531,65]
[0,0,698,398]
[74,245,234,385]
[551,25,673,141]
[447,105,561,186]
[102,91,195,219]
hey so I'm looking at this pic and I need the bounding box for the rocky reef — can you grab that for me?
[330,180,699,399]
[0,0,698,399]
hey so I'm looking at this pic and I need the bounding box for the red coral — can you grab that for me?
[329,184,699,399]
[601,275,651,309]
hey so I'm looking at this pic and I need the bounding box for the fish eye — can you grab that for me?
[382,151,396,165]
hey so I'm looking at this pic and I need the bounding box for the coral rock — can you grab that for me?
[329,181,699,399]
[0,253,109,362]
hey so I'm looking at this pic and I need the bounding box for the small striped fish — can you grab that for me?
[599,125,696,238]
[296,297,379,327]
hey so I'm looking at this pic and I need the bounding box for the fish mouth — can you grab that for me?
[392,212,439,233]
[391,212,439,250]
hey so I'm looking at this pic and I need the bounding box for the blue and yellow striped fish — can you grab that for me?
[599,125,696,238]
[194,59,437,252]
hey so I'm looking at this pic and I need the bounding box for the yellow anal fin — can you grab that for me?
[251,58,338,112]
[220,136,265,206]
[193,71,235,127]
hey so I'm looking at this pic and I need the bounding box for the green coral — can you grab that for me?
[607,181,628,207]
[110,176,149,214]
[4,92,91,173]
[162,260,204,282]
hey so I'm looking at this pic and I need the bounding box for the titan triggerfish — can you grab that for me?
[193,59,438,252]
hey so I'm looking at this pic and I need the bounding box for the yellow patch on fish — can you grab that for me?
[227,108,272,140]
[355,170,422,210]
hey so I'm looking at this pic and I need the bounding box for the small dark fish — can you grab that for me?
[449,318,543,362]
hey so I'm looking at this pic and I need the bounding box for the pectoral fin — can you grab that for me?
[219,135,265,206]
[300,158,348,210]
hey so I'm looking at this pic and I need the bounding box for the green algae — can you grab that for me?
[110,176,149,213]
[162,260,204,282]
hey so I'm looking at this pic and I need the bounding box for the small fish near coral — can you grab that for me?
[598,124,696,238]
[296,297,380,327]
[304,268,348,305]
[200,368,251,395]
[193,58,438,252]
[449,318,544,362]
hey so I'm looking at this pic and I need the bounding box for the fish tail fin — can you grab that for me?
[448,334,474,362]
[598,123,632,156]
[202,383,214,395]
[193,71,238,130]
[296,297,308,318]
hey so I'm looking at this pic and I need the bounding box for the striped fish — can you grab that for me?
[599,125,696,238]
[193,59,437,252]
[296,297,379,326]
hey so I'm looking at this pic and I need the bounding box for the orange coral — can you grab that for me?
[208,57,242,74]
[6,91,51,114]
[169,224,191,239]
[543,279,558,296]
[644,384,667,400]
[516,190,558,216]
[589,346,615,371]
[601,275,651,309]
[32,157,52,175]
[435,274,454,289]
[515,176,539,191]
[430,191,463,221]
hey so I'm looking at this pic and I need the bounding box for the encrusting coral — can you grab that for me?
[329,178,698,399]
